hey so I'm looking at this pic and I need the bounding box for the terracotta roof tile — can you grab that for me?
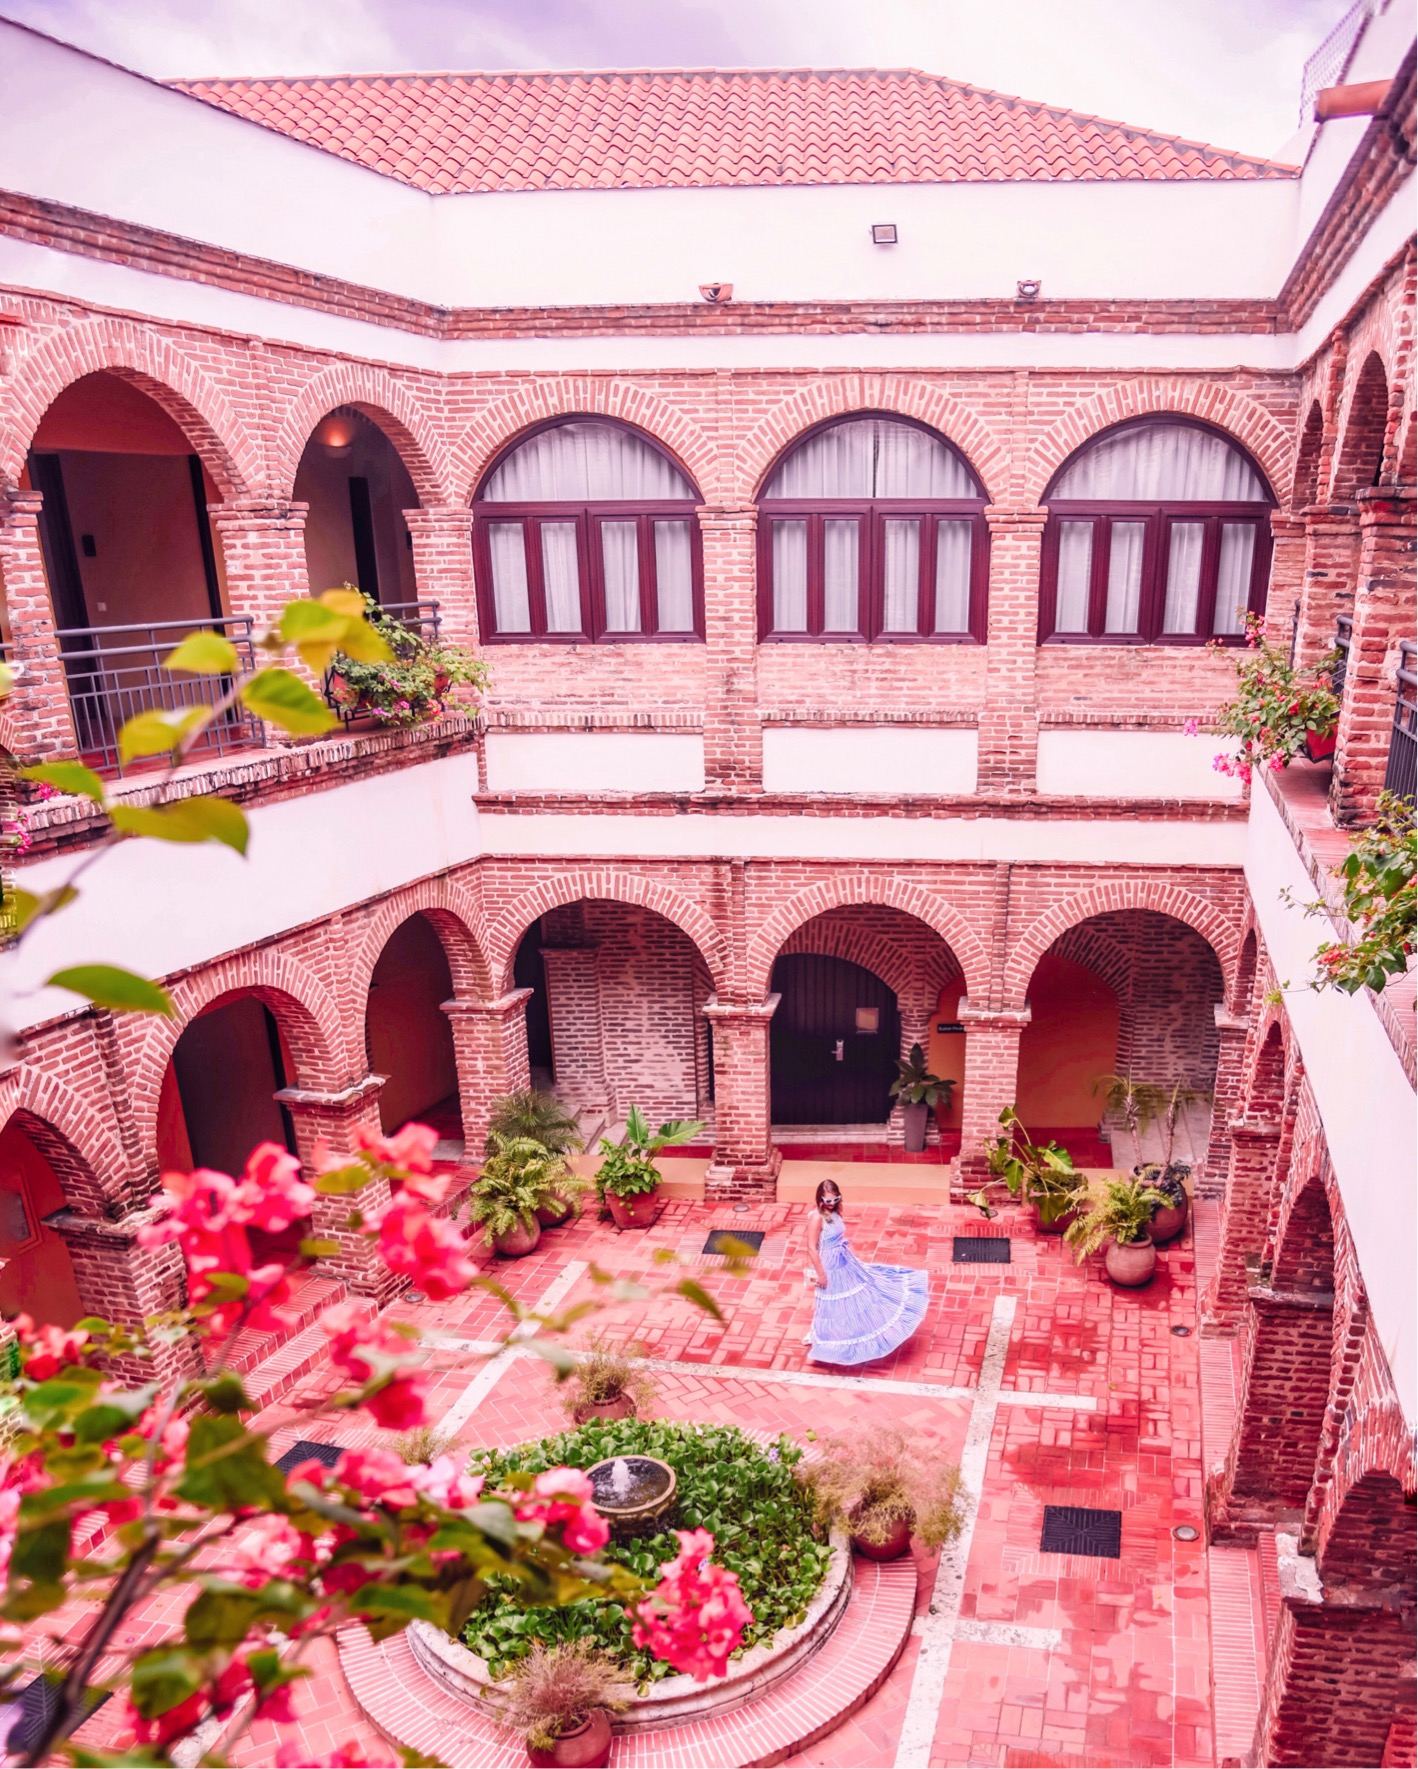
[166,67,1297,194]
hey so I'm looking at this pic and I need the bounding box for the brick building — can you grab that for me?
[0,8,1412,1764]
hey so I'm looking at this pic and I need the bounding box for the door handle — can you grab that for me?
[833,1039,845,1061]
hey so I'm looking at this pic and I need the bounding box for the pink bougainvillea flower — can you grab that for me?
[235,1142,316,1233]
[1183,717,1200,737]
[631,1528,752,1681]
[229,1513,307,1586]
[13,1316,91,1381]
[413,1454,485,1511]
[353,1121,439,1176]
[361,1368,431,1431]
[363,1193,477,1299]
[332,1446,420,1509]
[512,1466,611,1555]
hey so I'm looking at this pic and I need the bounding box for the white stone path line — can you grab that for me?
[434,1261,588,1437]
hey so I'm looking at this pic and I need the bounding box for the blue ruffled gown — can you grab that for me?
[809,1212,929,1365]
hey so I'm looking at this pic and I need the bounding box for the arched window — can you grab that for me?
[758,414,988,642]
[1040,418,1274,645]
[473,420,702,642]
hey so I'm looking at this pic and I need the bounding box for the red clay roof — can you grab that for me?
[167,68,1297,194]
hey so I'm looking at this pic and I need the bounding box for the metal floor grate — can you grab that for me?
[1040,1504,1122,1558]
[953,1236,1011,1263]
[275,1439,345,1475]
[702,1228,764,1255]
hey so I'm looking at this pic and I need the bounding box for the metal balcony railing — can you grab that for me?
[55,616,260,775]
[1383,640,1416,802]
[323,598,443,724]
[1332,614,1353,697]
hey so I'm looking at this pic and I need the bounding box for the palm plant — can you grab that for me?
[966,1106,1085,1226]
[595,1106,704,1202]
[1064,1175,1167,1263]
[484,1087,585,1158]
[468,1132,570,1246]
[1095,1073,1210,1184]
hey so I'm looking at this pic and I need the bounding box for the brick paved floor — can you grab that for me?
[48,1190,1231,1768]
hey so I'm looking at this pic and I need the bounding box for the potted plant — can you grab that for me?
[966,1107,1086,1232]
[1095,1075,1208,1244]
[1064,1175,1167,1287]
[1201,614,1341,784]
[888,1043,955,1153]
[801,1425,963,1562]
[326,590,488,729]
[496,1641,630,1769]
[563,1334,656,1425]
[1304,789,1416,994]
[485,1090,587,1225]
[594,1107,704,1230]
[467,1133,568,1257]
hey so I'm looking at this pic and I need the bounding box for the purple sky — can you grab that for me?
[3,0,1352,157]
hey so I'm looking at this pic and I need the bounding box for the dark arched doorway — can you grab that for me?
[770,954,900,1125]
[365,914,461,1143]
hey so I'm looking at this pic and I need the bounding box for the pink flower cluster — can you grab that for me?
[11,1316,91,1381]
[347,1124,477,1302]
[319,1301,430,1431]
[511,1467,610,1556]
[631,1528,752,1681]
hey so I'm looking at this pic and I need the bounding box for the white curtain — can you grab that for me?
[653,519,694,631]
[487,522,531,632]
[1213,523,1258,635]
[881,519,920,631]
[934,521,973,632]
[772,520,808,630]
[1053,422,1267,502]
[600,521,641,631]
[1054,521,1094,632]
[824,519,860,630]
[764,416,979,500]
[1104,522,1146,632]
[482,421,693,501]
[1162,522,1206,633]
[538,522,581,632]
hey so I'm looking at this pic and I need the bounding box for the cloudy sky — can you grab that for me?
[2,0,1349,159]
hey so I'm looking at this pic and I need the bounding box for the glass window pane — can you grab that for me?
[482,420,693,500]
[1052,422,1267,501]
[487,522,530,632]
[1214,523,1258,635]
[934,521,973,632]
[539,522,581,632]
[881,519,921,632]
[600,521,641,632]
[1054,521,1093,633]
[771,520,808,631]
[653,520,694,632]
[1104,522,1146,633]
[824,520,860,632]
[1162,522,1206,634]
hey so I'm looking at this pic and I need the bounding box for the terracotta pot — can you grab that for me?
[493,1215,541,1258]
[573,1393,637,1425]
[536,1193,576,1228]
[901,1100,929,1154]
[1302,727,1337,762]
[850,1513,914,1561]
[1148,1199,1188,1245]
[1105,1237,1157,1287]
[1032,1200,1078,1236]
[605,1187,661,1229]
[527,1709,613,1769]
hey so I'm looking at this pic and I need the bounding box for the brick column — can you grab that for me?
[1330,486,1415,825]
[540,946,609,1113]
[442,989,532,1157]
[980,506,1047,794]
[1294,502,1360,669]
[405,505,479,648]
[210,498,310,633]
[0,488,78,761]
[274,1073,401,1302]
[1199,1113,1281,1332]
[697,506,761,792]
[1266,510,1308,649]
[955,999,1031,1189]
[1197,1007,1248,1199]
[703,995,781,1199]
[45,1210,194,1386]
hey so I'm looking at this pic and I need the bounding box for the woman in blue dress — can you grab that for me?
[805,1180,929,1365]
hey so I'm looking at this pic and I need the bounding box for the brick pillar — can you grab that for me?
[1197,1007,1248,1200]
[1200,1113,1281,1332]
[442,989,531,1157]
[697,506,761,792]
[955,999,1030,1190]
[45,1210,194,1386]
[541,946,609,1113]
[210,498,310,633]
[1330,486,1415,825]
[1294,502,1360,669]
[980,506,1047,794]
[703,995,781,1199]
[405,505,479,648]
[0,488,79,761]
[1266,510,1308,648]
[274,1072,401,1301]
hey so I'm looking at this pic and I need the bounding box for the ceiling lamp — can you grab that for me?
[315,412,358,456]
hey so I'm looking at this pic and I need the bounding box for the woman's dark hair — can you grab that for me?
[815,1180,843,1213]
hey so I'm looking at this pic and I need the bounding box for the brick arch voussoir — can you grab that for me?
[1004,884,1238,1006]
[1330,349,1393,500]
[0,1068,127,1216]
[271,364,452,505]
[1316,1446,1418,1587]
[1020,382,1291,506]
[1242,1011,1291,1109]
[747,878,987,1003]
[780,910,963,1011]
[735,378,1008,505]
[487,871,727,994]
[454,385,717,506]
[1,320,257,499]
[348,881,494,1004]
[1291,402,1327,512]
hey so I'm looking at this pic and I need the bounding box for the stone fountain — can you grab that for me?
[586,1452,678,1539]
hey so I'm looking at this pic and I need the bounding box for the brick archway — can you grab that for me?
[348,883,493,1003]
[1331,351,1392,500]
[1292,402,1326,512]
[270,365,452,506]
[0,1073,125,1218]
[777,907,964,1009]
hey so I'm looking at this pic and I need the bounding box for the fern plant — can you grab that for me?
[484,1087,585,1158]
[1064,1176,1167,1263]
[468,1132,571,1245]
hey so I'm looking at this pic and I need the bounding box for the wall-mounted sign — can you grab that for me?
[936,1021,965,1034]
[855,1007,880,1033]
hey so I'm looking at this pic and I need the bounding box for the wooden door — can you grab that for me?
[769,954,899,1125]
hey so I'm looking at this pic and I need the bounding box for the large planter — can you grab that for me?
[526,1709,613,1769]
[900,1101,929,1154]
[605,1187,662,1230]
[572,1393,637,1426]
[492,1215,541,1259]
[1302,727,1337,762]
[849,1512,913,1562]
[1104,1238,1157,1287]
[1032,1200,1079,1236]
[1148,1199,1188,1245]
[536,1193,576,1229]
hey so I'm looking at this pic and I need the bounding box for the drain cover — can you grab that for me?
[1170,1324,1192,1337]
[1174,1524,1201,1542]
[702,1228,764,1255]
[275,1438,345,1475]
[1040,1504,1122,1558]
[953,1236,1011,1263]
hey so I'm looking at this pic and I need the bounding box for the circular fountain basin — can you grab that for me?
[587,1453,677,1540]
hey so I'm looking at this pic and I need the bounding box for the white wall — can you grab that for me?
[1245,781,1416,1422]
[1036,730,1244,800]
[483,732,704,793]
[762,727,977,795]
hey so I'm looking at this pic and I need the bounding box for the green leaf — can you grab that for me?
[184,1585,263,1648]
[278,601,351,674]
[109,796,248,855]
[298,1237,341,1257]
[164,630,239,674]
[130,1646,204,1719]
[20,762,107,803]
[675,1278,724,1322]
[117,705,211,765]
[197,1372,251,1415]
[4,890,41,936]
[313,1165,374,1196]
[176,1414,286,1512]
[46,966,173,1016]
[241,667,337,737]
[518,1338,579,1377]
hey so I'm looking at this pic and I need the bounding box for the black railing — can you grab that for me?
[324,598,442,725]
[1383,640,1416,802]
[1332,614,1353,697]
[56,616,260,775]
